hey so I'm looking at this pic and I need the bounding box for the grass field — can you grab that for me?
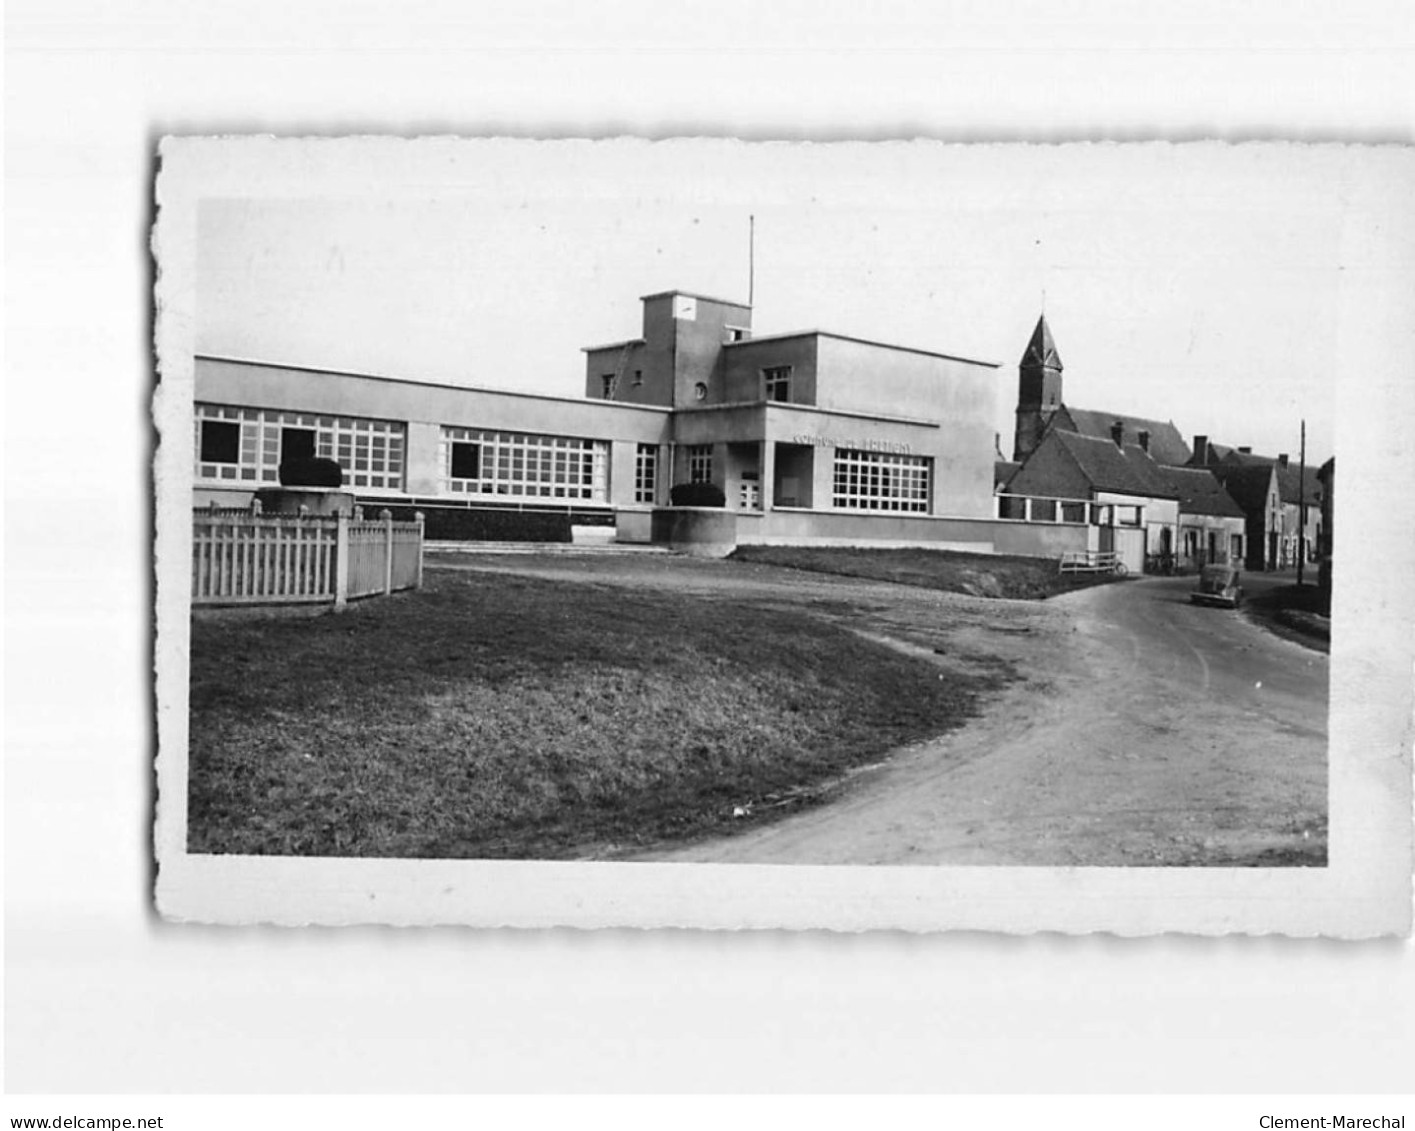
[727,545,1120,600]
[188,570,1008,859]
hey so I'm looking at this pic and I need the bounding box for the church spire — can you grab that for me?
[1020,313,1063,372]
[1013,313,1065,462]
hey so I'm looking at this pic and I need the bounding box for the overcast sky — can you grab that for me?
[196,141,1343,465]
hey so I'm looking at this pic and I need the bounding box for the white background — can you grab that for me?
[6,0,1415,1094]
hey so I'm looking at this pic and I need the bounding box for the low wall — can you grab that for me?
[615,509,653,544]
[732,509,1091,559]
[650,507,737,557]
[991,520,1090,559]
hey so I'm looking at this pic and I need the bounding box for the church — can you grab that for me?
[999,315,1248,572]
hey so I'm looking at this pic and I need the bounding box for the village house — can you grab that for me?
[1159,465,1247,569]
[1001,424,1181,575]
[1317,456,1335,610]
[1191,437,1321,569]
[1202,461,1284,572]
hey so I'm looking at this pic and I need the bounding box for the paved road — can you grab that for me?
[643,572,1329,867]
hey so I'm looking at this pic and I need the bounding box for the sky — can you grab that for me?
[196,141,1344,466]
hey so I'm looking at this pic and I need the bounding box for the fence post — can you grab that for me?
[334,511,349,609]
[414,512,425,589]
[381,508,394,595]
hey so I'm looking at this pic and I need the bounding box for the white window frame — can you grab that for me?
[687,444,713,484]
[441,427,609,503]
[634,444,659,504]
[193,404,406,491]
[831,449,931,513]
[763,365,792,402]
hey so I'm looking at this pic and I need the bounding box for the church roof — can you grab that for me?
[1020,314,1063,371]
[1056,406,1193,467]
[1158,466,1246,518]
[994,459,1021,488]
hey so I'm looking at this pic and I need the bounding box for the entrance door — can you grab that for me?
[738,472,761,511]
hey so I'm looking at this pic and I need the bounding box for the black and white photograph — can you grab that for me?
[10,0,1415,1108]
[152,138,1411,933]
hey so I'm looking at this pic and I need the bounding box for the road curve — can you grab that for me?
[642,575,1329,867]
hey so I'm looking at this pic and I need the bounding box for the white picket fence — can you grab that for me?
[192,506,424,608]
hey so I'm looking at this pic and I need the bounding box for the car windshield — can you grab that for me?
[1200,565,1237,585]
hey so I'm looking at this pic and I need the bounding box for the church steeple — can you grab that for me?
[1013,314,1064,461]
[1021,314,1063,373]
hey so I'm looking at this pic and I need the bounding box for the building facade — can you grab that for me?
[194,289,1018,549]
[1192,437,1321,570]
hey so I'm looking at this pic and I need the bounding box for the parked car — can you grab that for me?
[1190,563,1243,608]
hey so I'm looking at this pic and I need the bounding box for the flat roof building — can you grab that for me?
[194,288,1015,550]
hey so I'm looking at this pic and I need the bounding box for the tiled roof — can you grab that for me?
[1209,463,1278,513]
[1052,430,1180,498]
[1057,406,1193,467]
[1159,466,1246,518]
[1218,450,1321,505]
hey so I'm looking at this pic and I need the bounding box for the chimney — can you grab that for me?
[1110,421,1125,448]
[1138,429,1151,454]
[1238,446,1252,455]
[1278,453,1289,468]
[1193,435,1209,464]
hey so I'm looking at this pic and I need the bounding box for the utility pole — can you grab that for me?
[1297,419,1307,586]
[748,214,755,308]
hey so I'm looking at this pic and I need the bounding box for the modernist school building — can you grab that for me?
[194,289,1062,552]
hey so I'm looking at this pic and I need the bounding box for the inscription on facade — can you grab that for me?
[789,433,913,454]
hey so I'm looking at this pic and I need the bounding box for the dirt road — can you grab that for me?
[434,555,1329,866]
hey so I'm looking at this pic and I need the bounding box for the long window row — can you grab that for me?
[195,404,636,504]
[442,427,609,502]
[194,404,405,490]
[832,449,931,513]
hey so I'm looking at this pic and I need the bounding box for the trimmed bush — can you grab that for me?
[669,481,726,508]
[279,457,343,487]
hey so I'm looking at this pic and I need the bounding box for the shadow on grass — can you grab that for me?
[1243,582,1330,653]
[189,571,1010,859]
[728,545,1123,600]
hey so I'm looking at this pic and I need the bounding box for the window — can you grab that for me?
[193,405,405,489]
[634,444,658,504]
[199,420,240,465]
[693,382,707,401]
[633,369,643,387]
[831,450,931,513]
[442,427,609,502]
[451,442,481,480]
[725,326,749,343]
[601,374,615,399]
[688,444,713,484]
[280,427,316,463]
[763,365,792,402]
